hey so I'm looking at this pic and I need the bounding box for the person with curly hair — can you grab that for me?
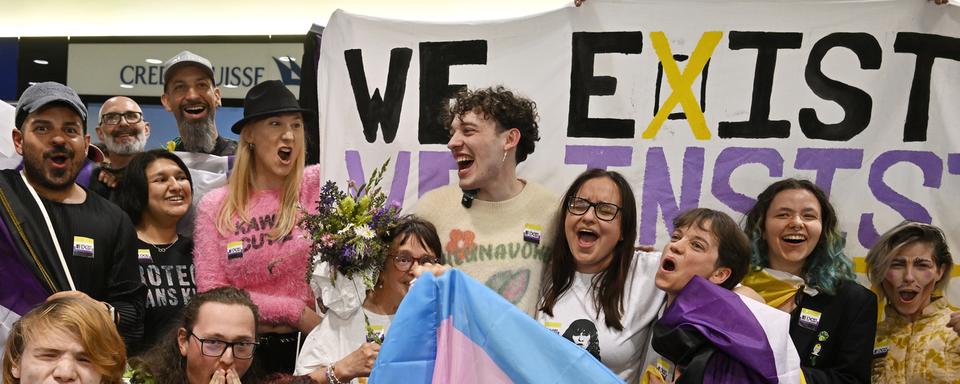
[3,295,127,384]
[740,178,877,383]
[415,86,558,316]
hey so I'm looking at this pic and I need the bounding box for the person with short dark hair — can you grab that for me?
[866,221,959,383]
[739,178,877,383]
[112,149,196,355]
[415,86,558,316]
[0,81,145,350]
[3,295,127,384]
[537,169,664,382]
[648,208,802,383]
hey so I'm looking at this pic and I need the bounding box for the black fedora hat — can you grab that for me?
[231,80,313,134]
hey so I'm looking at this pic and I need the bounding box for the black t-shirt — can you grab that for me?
[42,191,145,349]
[134,236,196,355]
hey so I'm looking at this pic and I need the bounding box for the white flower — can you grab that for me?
[354,225,375,239]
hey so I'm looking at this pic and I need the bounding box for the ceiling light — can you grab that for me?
[120,84,134,89]
[277,56,290,62]
[224,84,238,89]
[33,59,49,65]
[145,58,162,64]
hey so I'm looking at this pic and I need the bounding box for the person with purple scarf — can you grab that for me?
[646,208,803,384]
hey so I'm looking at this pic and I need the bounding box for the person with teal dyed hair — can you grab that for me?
[740,178,876,384]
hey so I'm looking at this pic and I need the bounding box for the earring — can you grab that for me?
[248,143,255,150]
[501,151,507,164]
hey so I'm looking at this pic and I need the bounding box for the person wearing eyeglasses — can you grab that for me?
[865,221,959,383]
[295,215,445,383]
[89,96,151,199]
[537,169,665,383]
[128,287,259,384]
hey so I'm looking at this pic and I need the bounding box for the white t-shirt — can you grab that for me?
[537,251,665,383]
[295,307,392,382]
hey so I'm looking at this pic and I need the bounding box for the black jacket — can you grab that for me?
[790,280,877,384]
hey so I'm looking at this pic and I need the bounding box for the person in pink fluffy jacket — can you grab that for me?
[194,80,322,375]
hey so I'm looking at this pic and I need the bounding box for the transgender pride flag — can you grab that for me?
[369,269,623,384]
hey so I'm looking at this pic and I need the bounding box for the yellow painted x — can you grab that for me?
[643,31,723,140]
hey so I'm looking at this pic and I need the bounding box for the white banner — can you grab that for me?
[316,0,960,297]
[67,43,302,99]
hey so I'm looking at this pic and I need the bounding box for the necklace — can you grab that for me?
[144,236,178,253]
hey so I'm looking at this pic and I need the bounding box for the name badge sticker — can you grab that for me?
[137,248,153,263]
[655,358,673,380]
[799,308,822,330]
[544,321,562,334]
[873,338,890,358]
[523,224,542,244]
[226,241,244,259]
[72,236,94,258]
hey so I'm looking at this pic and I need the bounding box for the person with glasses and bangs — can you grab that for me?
[295,215,445,383]
[128,286,318,384]
[866,221,959,383]
[537,169,665,383]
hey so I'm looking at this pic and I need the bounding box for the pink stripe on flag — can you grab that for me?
[433,316,511,384]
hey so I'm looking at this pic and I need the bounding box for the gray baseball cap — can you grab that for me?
[14,82,103,162]
[15,82,87,129]
[163,50,215,85]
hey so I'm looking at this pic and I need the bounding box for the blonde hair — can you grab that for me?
[866,221,953,293]
[215,113,306,240]
[3,296,127,384]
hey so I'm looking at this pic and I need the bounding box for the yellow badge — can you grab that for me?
[798,308,822,330]
[544,321,562,334]
[72,236,95,258]
[227,241,244,259]
[137,248,152,262]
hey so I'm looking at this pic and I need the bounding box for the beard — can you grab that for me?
[23,147,80,192]
[103,129,147,155]
[178,115,217,153]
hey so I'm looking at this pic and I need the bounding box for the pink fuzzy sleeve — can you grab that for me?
[300,165,322,213]
[193,188,230,292]
[246,291,306,326]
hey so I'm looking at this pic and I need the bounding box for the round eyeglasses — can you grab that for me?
[100,111,143,125]
[190,333,258,359]
[566,197,622,221]
[393,255,439,272]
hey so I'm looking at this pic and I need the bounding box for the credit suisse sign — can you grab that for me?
[67,42,302,99]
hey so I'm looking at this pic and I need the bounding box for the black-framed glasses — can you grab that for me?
[190,333,258,359]
[100,111,143,125]
[567,197,622,221]
[393,255,439,272]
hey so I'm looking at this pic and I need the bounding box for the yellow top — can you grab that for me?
[872,298,960,384]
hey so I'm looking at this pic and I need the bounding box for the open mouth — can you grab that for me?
[47,153,70,168]
[576,229,598,248]
[278,147,293,162]
[455,155,474,173]
[661,258,677,272]
[898,290,918,302]
[165,195,185,203]
[182,104,207,119]
[782,234,807,244]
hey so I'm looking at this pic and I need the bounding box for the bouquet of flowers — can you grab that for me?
[302,159,402,289]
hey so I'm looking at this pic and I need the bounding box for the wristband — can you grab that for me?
[326,364,344,384]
